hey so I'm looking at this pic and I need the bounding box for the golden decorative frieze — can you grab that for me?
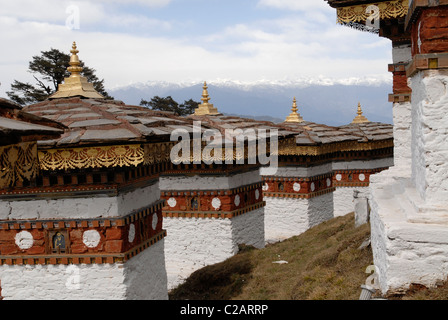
[337,0,409,24]
[37,137,392,171]
[279,139,394,157]
[0,142,39,189]
[170,139,275,164]
[38,142,175,171]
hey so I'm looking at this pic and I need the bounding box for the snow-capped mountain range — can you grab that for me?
[108,77,393,126]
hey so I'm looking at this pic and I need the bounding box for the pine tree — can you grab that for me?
[140,96,199,116]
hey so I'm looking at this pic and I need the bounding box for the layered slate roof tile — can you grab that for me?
[0,98,65,146]
[340,122,394,142]
[23,97,203,148]
[281,121,363,146]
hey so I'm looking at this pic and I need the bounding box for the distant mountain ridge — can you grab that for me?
[109,79,393,126]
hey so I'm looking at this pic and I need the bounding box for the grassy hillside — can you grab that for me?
[169,213,373,300]
[169,213,448,300]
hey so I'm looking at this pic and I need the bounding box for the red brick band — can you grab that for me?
[0,200,166,265]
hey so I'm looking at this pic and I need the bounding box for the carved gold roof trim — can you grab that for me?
[336,0,408,24]
[352,102,369,124]
[49,42,104,100]
[278,139,394,157]
[37,137,283,171]
[285,97,304,123]
[193,81,221,116]
[37,136,392,171]
[38,142,176,171]
[0,142,39,189]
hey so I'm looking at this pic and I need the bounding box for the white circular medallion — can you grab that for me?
[167,197,177,208]
[15,231,34,250]
[359,174,366,182]
[212,197,221,210]
[326,178,331,187]
[152,214,158,230]
[255,189,260,200]
[262,183,269,191]
[83,230,101,248]
[336,174,342,181]
[234,195,240,206]
[311,182,315,192]
[293,183,301,192]
[128,223,135,243]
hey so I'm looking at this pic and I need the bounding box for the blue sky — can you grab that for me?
[0,0,393,96]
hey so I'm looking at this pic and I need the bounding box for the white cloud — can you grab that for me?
[257,0,330,11]
[0,0,173,30]
[94,0,172,7]
[0,1,392,99]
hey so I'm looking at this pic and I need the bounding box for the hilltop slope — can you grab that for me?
[169,213,374,300]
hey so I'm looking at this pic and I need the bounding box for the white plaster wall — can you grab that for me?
[411,72,448,204]
[308,192,334,228]
[264,197,309,243]
[123,240,168,300]
[0,240,168,300]
[393,101,412,170]
[231,207,265,250]
[369,70,448,294]
[332,158,394,171]
[160,169,260,191]
[117,182,161,217]
[264,193,334,244]
[391,42,412,171]
[164,217,233,289]
[0,182,160,220]
[369,192,389,294]
[334,186,371,218]
[164,208,264,290]
[392,43,412,64]
[261,163,333,178]
[370,171,448,294]
[333,187,357,217]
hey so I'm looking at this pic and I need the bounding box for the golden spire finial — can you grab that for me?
[67,41,83,77]
[291,97,298,112]
[352,102,369,124]
[193,81,220,116]
[49,41,104,99]
[201,81,211,105]
[285,97,304,123]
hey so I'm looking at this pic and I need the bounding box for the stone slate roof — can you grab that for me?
[277,121,364,146]
[22,96,393,152]
[189,114,297,142]
[190,114,394,148]
[0,98,65,146]
[23,97,203,149]
[23,98,297,150]
[339,122,394,142]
